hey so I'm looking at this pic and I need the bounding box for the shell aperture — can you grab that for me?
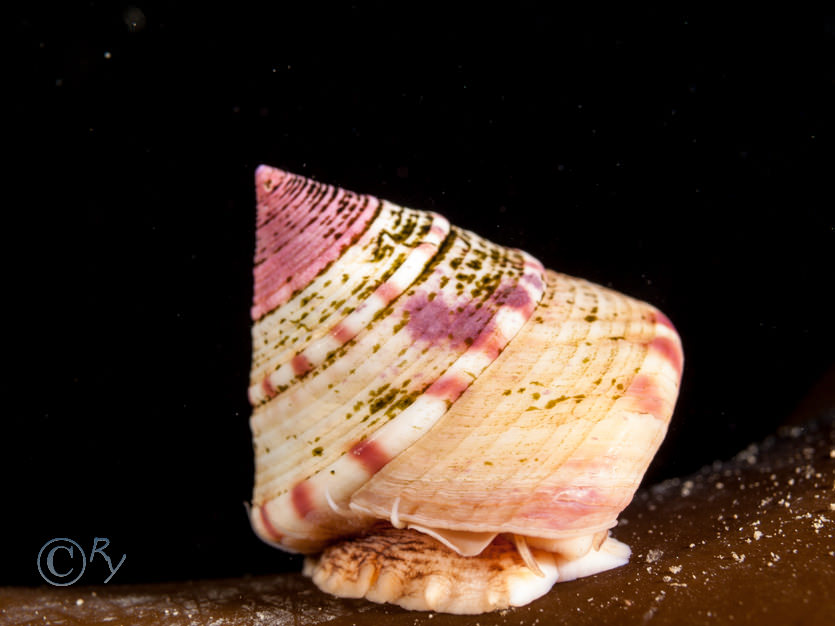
[248,165,683,613]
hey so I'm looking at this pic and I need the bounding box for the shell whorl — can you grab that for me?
[248,165,683,611]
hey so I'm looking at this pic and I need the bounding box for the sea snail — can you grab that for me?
[247,166,683,614]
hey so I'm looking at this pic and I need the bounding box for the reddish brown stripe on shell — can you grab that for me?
[261,375,276,397]
[425,372,471,403]
[652,310,677,333]
[291,482,315,519]
[258,505,284,542]
[416,240,439,254]
[471,327,507,361]
[291,354,313,377]
[649,336,684,379]
[331,322,354,344]
[624,374,669,420]
[349,439,391,475]
[376,281,401,304]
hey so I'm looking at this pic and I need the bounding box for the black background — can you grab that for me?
[6,7,833,586]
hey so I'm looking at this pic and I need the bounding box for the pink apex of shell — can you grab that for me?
[250,165,380,320]
[255,165,281,202]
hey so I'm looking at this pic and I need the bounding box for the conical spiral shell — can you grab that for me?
[248,165,683,611]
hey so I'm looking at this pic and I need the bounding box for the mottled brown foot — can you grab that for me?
[303,526,630,614]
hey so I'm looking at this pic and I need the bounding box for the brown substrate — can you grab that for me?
[2,415,833,625]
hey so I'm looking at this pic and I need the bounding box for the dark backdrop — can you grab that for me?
[5,7,833,586]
